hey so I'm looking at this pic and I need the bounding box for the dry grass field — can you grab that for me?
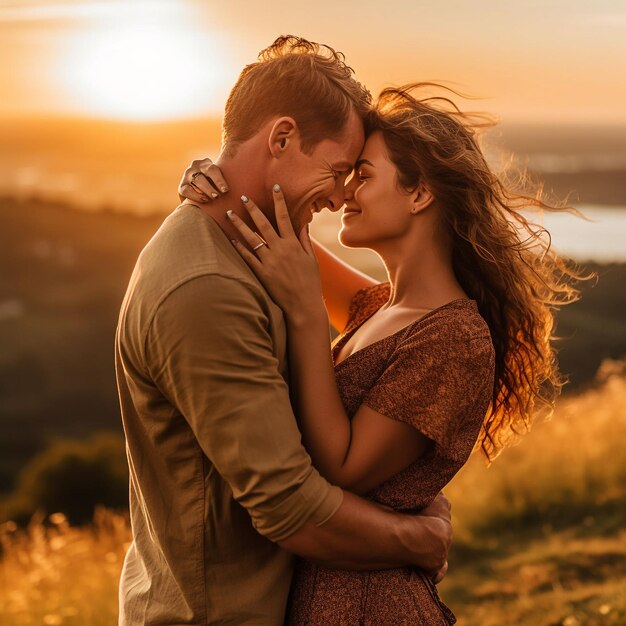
[0,509,129,626]
[440,360,626,625]
[1,363,624,625]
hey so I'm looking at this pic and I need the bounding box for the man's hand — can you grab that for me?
[421,491,452,525]
[423,492,452,582]
[406,492,452,581]
[433,559,449,585]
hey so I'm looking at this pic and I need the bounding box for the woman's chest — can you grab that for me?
[332,311,424,414]
[332,339,396,418]
[334,308,430,367]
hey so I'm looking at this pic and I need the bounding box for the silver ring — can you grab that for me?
[189,172,204,192]
[252,241,267,252]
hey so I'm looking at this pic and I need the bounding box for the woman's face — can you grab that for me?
[339,131,416,249]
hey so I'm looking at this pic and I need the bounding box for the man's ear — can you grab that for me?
[411,184,435,214]
[268,117,298,158]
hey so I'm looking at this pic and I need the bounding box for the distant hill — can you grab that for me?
[0,196,624,494]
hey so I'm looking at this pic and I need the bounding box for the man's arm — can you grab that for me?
[148,274,449,574]
[280,490,451,573]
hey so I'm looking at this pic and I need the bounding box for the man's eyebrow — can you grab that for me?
[356,159,374,168]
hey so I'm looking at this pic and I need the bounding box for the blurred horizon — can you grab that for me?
[3,113,626,263]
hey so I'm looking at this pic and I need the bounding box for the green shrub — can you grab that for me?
[1,433,128,525]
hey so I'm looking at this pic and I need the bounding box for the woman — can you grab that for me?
[179,85,584,624]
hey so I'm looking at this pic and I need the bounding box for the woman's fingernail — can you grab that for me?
[221,186,228,193]
[201,195,209,202]
[226,210,234,219]
[241,195,249,203]
[211,192,219,199]
[230,239,237,245]
[273,184,281,193]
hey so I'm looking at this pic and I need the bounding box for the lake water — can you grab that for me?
[528,205,626,263]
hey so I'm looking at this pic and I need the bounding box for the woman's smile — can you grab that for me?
[342,206,361,219]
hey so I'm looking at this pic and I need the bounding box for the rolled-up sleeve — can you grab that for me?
[146,274,343,542]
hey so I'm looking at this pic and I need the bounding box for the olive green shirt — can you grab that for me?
[115,204,343,625]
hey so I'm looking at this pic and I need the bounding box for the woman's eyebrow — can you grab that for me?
[356,159,374,168]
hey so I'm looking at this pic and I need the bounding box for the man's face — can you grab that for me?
[275,110,365,233]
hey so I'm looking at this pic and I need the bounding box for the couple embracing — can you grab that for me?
[115,35,579,625]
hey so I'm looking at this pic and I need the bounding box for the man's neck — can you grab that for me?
[190,144,272,245]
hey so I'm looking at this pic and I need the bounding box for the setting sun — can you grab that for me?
[62,22,232,121]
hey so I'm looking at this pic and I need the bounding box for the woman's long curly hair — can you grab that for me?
[367,83,592,462]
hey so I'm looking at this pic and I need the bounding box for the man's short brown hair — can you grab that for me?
[222,35,372,155]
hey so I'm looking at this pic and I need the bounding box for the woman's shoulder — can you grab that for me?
[346,282,391,327]
[424,298,490,334]
[398,298,494,358]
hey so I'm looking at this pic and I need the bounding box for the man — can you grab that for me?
[116,35,451,625]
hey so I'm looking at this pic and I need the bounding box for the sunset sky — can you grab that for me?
[2,0,626,124]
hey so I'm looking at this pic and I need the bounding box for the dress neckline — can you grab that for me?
[333,295,475,369]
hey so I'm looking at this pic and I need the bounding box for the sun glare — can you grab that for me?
[63,22,231,121]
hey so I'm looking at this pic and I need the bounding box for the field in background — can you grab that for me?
[1,365,624,625]
[439,360,626,625]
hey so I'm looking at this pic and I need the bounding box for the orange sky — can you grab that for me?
[2,0,626,123]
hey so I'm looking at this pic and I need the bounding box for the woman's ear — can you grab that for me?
[411,184,435,214]
[268,117,298,158]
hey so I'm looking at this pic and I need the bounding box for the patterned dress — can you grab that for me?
[286,283,496,625]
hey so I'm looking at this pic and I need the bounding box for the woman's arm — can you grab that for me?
[228,189,431,494]
[311,239,379,331]
[285,311,431,493]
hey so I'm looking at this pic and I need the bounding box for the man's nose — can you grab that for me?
[325,186,346,213]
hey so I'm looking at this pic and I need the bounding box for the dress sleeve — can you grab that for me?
[146,274,343,542]
[363,314,494,452]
